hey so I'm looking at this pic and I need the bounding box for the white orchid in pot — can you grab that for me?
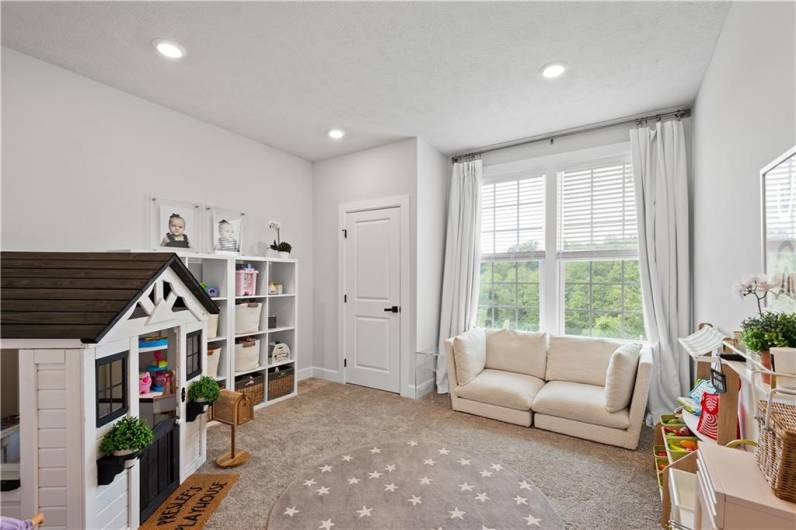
[267,220,292,258]
[733,273,796,387]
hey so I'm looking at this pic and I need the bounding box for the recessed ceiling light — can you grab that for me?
[541,62,567,79]
[328,129,345,140]
[153,39,186,60]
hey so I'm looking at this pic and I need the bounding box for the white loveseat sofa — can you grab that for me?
[444,328,652,449]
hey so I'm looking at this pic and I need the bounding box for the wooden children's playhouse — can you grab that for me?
[0,252,220,529]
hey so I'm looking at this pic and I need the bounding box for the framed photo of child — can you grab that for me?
[149,197,202,251]
[208,207,245,255]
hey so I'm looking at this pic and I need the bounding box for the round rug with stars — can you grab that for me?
[267,441,563,530]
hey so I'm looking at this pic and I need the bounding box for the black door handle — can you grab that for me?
[383,306,400,313]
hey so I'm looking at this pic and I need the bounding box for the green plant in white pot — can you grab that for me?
[100,416,154,458]
[267,220,292,258]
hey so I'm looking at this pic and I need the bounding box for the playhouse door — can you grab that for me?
[139,418,180,523]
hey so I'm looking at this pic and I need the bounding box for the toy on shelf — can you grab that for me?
[235,264,258,296]
[138,372,152,395]
[147,352,171,393]
[200,282,220,298]
[270,342,290,364]
[268,282,283,295]
[139,336,168,349]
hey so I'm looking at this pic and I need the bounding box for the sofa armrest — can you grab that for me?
[444,337,458,390]
[624,344,653,448]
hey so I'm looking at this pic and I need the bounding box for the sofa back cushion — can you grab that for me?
[453,328,486,386]
[545,335,623,386]
[485,329,547,379]
[604,342,642,412]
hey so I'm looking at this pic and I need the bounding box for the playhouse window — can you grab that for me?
[186,330,202,380]
[96,351,128,427]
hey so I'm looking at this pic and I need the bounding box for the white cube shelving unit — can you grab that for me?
[139,251,298,410]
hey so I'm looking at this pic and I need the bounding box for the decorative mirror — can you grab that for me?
[762,145,796,311]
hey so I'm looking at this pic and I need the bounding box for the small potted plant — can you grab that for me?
[267,220,292,258]
[186,375,221,422]
[740,312,796,383]
[100,416,154,461]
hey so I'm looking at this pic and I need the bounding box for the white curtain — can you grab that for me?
[630,120,691,420]
[436,159,482,393]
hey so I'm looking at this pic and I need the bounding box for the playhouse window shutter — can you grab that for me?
[558,163,637,254]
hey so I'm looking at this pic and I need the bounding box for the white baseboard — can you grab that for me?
[296,366,343,383]
[409,377,435,398]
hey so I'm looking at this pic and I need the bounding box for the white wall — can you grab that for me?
[311,139,418,382]
[692,2,796,333]
[416,139,449,353]
[1,49,314,369]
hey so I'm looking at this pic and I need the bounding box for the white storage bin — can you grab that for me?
[235,339,260,372]
[235,303,263,334]
[206,346,221,378]
[207,314,220,339]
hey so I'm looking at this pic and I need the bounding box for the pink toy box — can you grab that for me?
[235,266,259,296]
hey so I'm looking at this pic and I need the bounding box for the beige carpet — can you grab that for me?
[201,378,660,529]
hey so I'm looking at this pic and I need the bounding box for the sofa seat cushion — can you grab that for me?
[532,381,630,429]
[456,369,545,411]
[485,329,547,379]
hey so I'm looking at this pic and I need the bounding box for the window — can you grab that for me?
[185,330,202,380]
[478,176,544,331]
[477,154,645,340]
[96,351,128,427]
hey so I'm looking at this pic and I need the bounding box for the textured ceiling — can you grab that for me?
[1,2,729,161]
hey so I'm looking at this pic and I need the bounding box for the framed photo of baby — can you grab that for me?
[150,197,201,251]
[209,207,245,254]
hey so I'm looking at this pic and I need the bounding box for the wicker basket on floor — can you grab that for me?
[755,398,796,502]
[268,367,294,401]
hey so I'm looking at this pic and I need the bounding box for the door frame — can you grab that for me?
[338,195,411,396]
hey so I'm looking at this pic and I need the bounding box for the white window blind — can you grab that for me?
[481,176,545,256]
[558,163,637,254]
[765,156,796,244]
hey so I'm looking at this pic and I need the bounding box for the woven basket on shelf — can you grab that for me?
[268,367,294,401]
[755,399,796,503]
[235,373,264,405]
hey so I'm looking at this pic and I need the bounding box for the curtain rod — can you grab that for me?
[451,107,691,162]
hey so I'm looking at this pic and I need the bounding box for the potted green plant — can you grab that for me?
[100,416,154,459]
[740,311,796,383]
[186,375,221,421]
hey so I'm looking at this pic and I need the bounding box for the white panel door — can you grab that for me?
[344,207,401,393]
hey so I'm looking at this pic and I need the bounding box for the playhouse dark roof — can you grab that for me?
[1,252,219,343]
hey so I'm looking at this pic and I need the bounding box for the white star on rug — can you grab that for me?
[283,506,299,517]
[423,458,436,466]
[475,492,490,503]
[356,506,372,518]
[319,518,335,529]
[449,507,466,520]
[438,448,450,455]
[482,526,495,530]
[303,479,317,487]
[347,477,360,485]
[370,447,382,454]
[480,469,493,477]
[457,458,471,466]
[490,463,504,472]
[341,455,353,462]
[408,495,422,506]
[419,476,432,485]
[524,513,542,527]
[368,470,383,479]
[384,483,398,492]
[319,464,333,473]
[519,480,533,490]
[408,440,418,447]
[316,486,330,496]
[384,464,396,472]
[458,482,474,492]
[513,495,528,505]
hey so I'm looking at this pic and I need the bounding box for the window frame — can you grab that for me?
[480,142,640,339]
[95,350,129,427]
[185,330,202,381]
